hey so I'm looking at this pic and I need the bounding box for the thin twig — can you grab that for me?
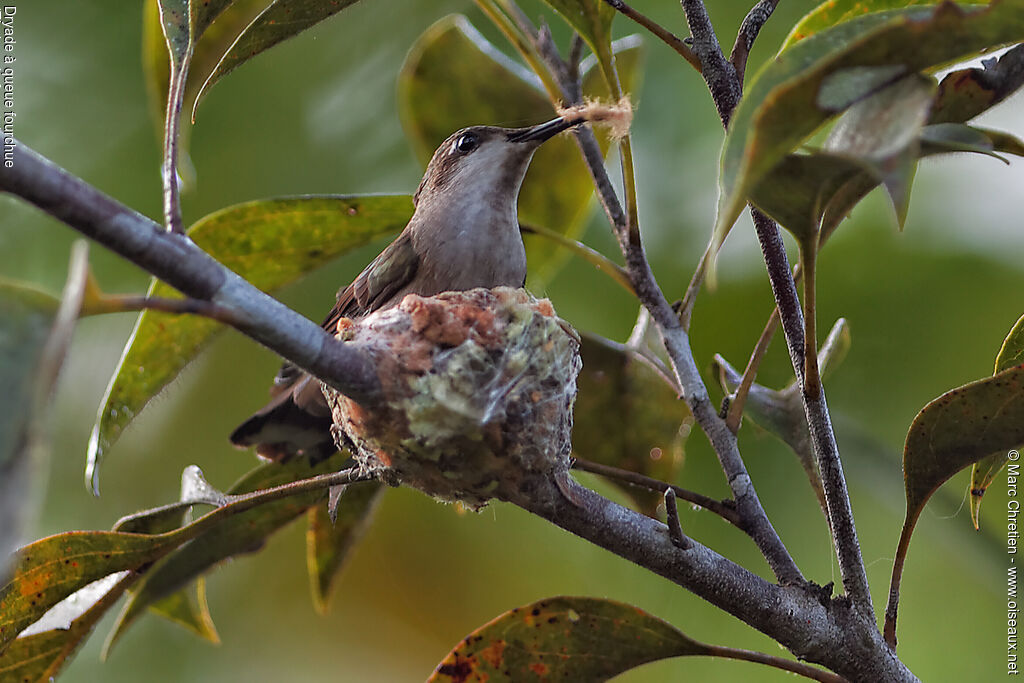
[601,0,702,72]
[573,457,741,527]
[729,0,782,89]
[82,293,244,326]
[663,487,694,549]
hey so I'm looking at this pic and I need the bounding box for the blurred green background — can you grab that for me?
[3,1,1022,680]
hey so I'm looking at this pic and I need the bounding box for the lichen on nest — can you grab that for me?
[324,287,581,510]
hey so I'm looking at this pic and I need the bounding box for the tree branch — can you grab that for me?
[512,475,917,682]
[0,139,381,408]
[730,0,782,88]
[679,0,742,126]
[524,33,804,587]
[601,0,702,72]
[752,209,873,617]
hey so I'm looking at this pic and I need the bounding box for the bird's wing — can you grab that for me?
[323,228,420,332]
[269,230,420,391]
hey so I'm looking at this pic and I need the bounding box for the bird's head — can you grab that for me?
[413,116,582,209]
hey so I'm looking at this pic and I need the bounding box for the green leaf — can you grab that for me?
[903,364,1024,520]
[397,15,643,285]
[542,0,617,69]
[748,152,868,241]
[87,195,412,493]
[195,0,364,111]
[889,360,1024,640]
[824,74,935,226]
[103,452,351,655]
[106,467,223,642]
[968,450,1014,529]
[429,596,707,682]
[997,313,1024,373]
[306,482,385,614]
[0,283,58,574]
[967,312,1024,528]
[147,577,219,644]
[191,0,234,37]
[0,572,135,682]
[782,0,942,50]
[0,532,182,649]
[717,0,1024,250]
[571,334,686,516]
[143,0,269,181]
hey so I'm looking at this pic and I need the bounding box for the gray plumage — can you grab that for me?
[231,117,580,461]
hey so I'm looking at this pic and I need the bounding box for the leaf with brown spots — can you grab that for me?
[429,596,707,682]
[887,362,1024,644]
[0,572,136,682]
[0,532,182,651]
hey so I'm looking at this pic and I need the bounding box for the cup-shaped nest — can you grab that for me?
[323,287,581,510]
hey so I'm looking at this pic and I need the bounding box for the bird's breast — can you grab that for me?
[411,207,527,293]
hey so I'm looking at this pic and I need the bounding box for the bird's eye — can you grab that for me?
[454,132,479,154]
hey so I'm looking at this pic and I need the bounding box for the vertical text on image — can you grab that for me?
[2,5,15,169]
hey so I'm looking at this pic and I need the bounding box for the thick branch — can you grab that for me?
[512,475,917,683]
[752,210,873,616]
[0,139,381,407]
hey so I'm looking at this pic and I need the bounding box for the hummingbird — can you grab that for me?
[230,115,583,461]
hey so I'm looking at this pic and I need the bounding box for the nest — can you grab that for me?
[323,287,581,510]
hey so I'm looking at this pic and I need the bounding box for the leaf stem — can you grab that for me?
[162,48,191,235]
[725,308,780,433]
[82,292,244,326]
[799,238,821,400]
[520,223,634,295]
[704,643,847,683]
[474,0,566,102]
[155,468,378,548]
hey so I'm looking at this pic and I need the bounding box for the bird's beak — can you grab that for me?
[507,116,582,143]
